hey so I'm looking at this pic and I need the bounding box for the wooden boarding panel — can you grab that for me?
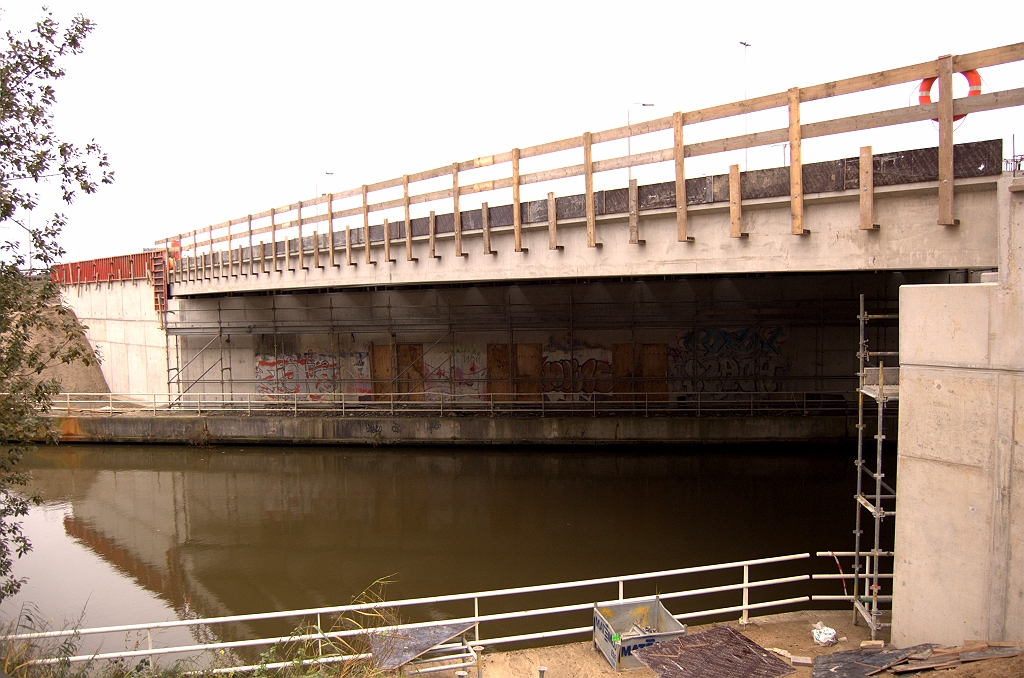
[487,344,512,399]
[396,344,424,401]
[612,343,636,401]
[641,344,669,399]
[514,344,543,401]
[370,343,394,401]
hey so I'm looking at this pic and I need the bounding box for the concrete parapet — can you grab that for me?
[47,413,858,446]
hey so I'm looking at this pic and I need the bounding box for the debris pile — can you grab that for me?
[811,640,1024,677]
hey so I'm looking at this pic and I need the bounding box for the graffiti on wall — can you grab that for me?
[255,350,370,395]
[668,327,789,393]
[423,345,486,400]
[541,336,612,401]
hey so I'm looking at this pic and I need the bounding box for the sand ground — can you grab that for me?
[429,609,1022,678]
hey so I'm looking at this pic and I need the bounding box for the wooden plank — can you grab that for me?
[860,146,878,230]
[682,91,789,125]
[298,202,308,270]
[628,179,640,244]
[285,229,293,272]
[641,343,668,400]
[938,55,956,226]
[512,148,523,252]
[208,225,214,279]
[370,343,394,401]
[953,42,1024,72]
[482,202,495,254]
[584,131,596,247]
[520,163,586,185]
[403,175,414,261]
[592,117,674,144]
[729,164,744,238]
[593,149,673,174]
[327,193,337,267]
[383,218,393,263]
[225,221,232,277]
[453,162,464,257]
[612,344,635,401]
[519,135,583,159]
[362,184,375,265]
[345,226,354,266]
[789,87,806,235]
[428,210,440,259]
[270,208,278,272]
[801,61,937,104]
[674,111,692,242]
[547,192,560,250]
[396,343,424,402]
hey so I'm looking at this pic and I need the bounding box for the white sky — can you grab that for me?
[2,0,1023,262]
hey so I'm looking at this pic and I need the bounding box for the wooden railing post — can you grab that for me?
[584,131,596,247]
[548,192,562,250]
[327,193,338,267]
[628,179,640,244]
[429,210,440,259]
[383,218,395,263]
[512,148,524,253]
[345,225,354,266]
[271,207,279,272]
[453,162,465,257]
[730,164,747,238]
[788,87,808,235]
[482,202,495,255]
[674,111,693,242]
[937,54,958,226]
[362,184,375,265]
[403,175,416,261]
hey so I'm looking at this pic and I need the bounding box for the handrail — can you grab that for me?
[155,43,1023,261]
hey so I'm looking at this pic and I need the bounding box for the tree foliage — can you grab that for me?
[0,7,112,601]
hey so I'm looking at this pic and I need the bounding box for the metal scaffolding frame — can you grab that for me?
[853,293,899,639]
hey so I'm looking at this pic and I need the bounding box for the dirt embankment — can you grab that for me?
[33,305,108,394]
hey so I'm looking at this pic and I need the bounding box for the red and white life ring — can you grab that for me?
[918,69,982,121]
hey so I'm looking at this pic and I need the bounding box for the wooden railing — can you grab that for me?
[158,43,1024,269]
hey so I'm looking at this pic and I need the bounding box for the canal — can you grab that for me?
[0,442,888,655]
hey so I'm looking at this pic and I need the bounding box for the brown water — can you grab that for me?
[1,443,869,648]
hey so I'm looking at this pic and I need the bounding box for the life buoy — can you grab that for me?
[918,69,982,121]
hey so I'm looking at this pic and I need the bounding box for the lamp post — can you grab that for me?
[740,41,751,169]
[628,103,654,181]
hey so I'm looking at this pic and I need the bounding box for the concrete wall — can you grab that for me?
[892,175,1024,646]
[62,280,170,394]
[169,178,1000,297]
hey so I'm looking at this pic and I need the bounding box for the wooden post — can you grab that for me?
[584,131,596,247]
[298,203,308,270]
[234,245,241,277]
[403,175,416,261]
[208,225,214,279]
[428,210,440,259]
[314,230,323,268]
[271,207,280,272]
[547,192,562,250]
[674,111,693,242]
[453,162,465,257]
[860,146,879,230]
[247,215,254,276]
[937,55,958,226]
[730,164,747,238]
[362,184,375,265]
[788,87,808,235]
[225,221,232,277]
[383,218,395,263]
[327,193,337,267]
[512,148,523,252]
[628,179,641,244]
[482,202,495,254]
[345,225,355,266]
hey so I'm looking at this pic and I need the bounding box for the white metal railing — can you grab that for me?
[48,390,859,418]
[7,553,844,672]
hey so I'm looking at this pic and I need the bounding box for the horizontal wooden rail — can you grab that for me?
[158,42,1023,256]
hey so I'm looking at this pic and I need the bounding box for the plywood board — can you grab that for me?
[370,343,394,400]
[487,344,512,398]
[514,343,543,401]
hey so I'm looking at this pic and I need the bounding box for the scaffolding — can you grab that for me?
[853,293,899,639]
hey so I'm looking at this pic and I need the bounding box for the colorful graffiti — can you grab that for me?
[255,350,370,395]
[668,327,789,393]
[423,345,486,400]
[542,336,612,401]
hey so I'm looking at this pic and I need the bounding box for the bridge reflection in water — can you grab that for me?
[15,444,869,648]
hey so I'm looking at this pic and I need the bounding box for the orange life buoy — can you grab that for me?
[918,69,982,121]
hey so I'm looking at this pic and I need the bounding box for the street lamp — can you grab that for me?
[628,103,655,181]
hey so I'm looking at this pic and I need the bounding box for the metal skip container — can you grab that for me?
[593,596,687,671]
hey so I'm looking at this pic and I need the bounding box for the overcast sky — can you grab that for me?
[3,1,1023,262]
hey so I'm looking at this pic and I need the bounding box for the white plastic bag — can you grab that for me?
[812,621,837,646]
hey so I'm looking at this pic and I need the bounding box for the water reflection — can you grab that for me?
[11,444,856,632]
